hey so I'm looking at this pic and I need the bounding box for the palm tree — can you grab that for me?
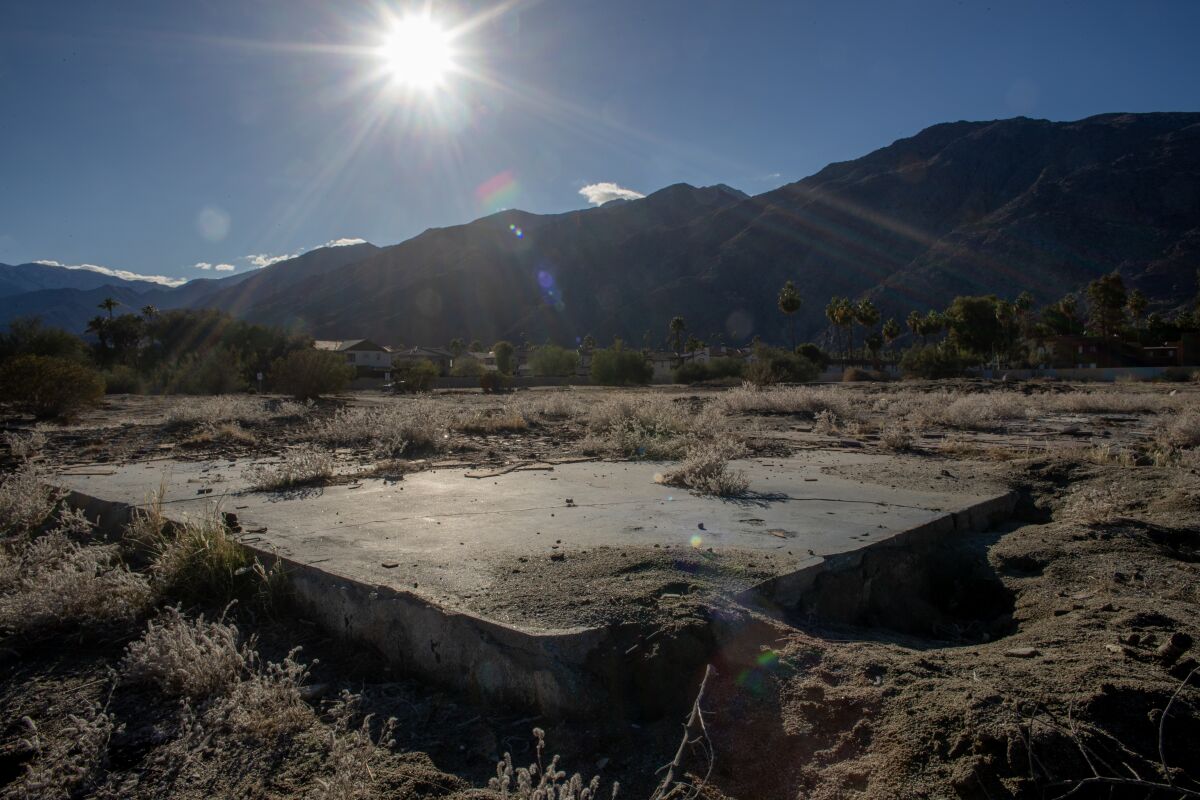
[99,297,119,320]
[907,310,922,344]
[1127,289,1148,331]
[882,318,901,355]
[668,316,686,356]
[853,299,880,363]
[777,281,803,350]
[140,305,157,321]
[581,334,596,352]
[825,297,853,364]
[86,315,111,356]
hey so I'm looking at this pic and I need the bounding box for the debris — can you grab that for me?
[1004,647,1039,658]
[382,562,400,569]
[1156,632,1193,665]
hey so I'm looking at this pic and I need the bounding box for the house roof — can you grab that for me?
[312,339,386,352]
[394,346,454,357]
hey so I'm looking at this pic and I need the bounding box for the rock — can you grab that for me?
[381,562,399,568]
[1156,632,1193,665]
[549,552,565,561]
[299,683,330,701]
[1004,647,1039,658]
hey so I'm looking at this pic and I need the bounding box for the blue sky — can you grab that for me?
[1,0,1198,284]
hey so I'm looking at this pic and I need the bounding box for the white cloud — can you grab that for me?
[320,237,367,248]
[214,263,236,271]
[579,182,645,206]
[193,262,213,270]
[34,260,186,287]
[243,252,297,269]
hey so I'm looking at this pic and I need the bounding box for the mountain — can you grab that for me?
[205,112,1200,347]
[5,113,1198,346]
[0,262,167,298]
[0,244,379,332]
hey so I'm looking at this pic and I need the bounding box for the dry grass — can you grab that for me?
[509,392,588,421]
[657,439,749,496]
[3,428,47,460]
[717,382,857,420]
[1062,482,1128,526]
[312,402,449,456]
[181,421,257,448]
[458,410,529,435]
[243,447,335,491]
[0,463,62,538]
[121,605,247,699]
[879,424,915,451]
[490,727,617,800]
[1157,409,1200,449]
[313,692,398,800]
[131,503,253,603]
[582,393,727,459]
[0,508,151,636]
[14,701,118,800]
[166,395,309,428]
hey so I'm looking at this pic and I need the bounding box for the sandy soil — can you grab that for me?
[2,381,1198,799]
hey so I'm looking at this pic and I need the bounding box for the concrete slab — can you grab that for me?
[54,451,1015,715]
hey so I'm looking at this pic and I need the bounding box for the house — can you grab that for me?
[1046,335,1145,369]
[313,339,393,376]
[391,346,454,376]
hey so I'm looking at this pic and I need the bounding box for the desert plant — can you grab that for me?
[657,439,749,496]
[490,727,617,800]
[0,510,151,635]
[480,370,513,393]
[101,364,144,394]
[0,463,61,537]
[312,402,448,456]
[0,355,105,420]
[583,394,726,459]
[746,346,819,385]
[4,429,47,461]
[314,692,398,800]
[166,395,308,428]
[270,349,354,400]
[121,605,247,699]
[242,448,335,491]
[14,702,119,800]
[135,506,253,604]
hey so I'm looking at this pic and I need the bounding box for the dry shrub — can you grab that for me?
[167,395,308,428]
[458,410,529,434]
[812,409,840,435]
[657,438,748,496]
[13,702,118,800]
[1037,390,1178,415]
[510,392,587,420]
[0,509,151,635]
[4,429,47,460]
[314,691,398,800]
[312,402,449,456]
[717,382,858,420]
[1085,444,1138,467]
[583,393,725,458]
[181,422,256,448]
[243,447,335,491]
[134,505,252,603]
[879,424,914,451]
[121,605,246,699]
[491,727,617,800]
[1157,409,1200,449]
[0,462,61,537]
[1063,483,1127,526]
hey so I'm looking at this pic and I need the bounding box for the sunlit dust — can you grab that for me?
[380,16,454,90]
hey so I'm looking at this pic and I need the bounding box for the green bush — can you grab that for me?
[451,355,484,376]
[1161,366,1198,383]
[480,371,512,393]
[0,355,105,419]
[270,349,354,400]
[158,346,248,395]
[900,344,971,379]
[528,345,579,377]
[590,347,652,385]
[102,364,144,394]
[746,346,819,385]
[391,359,439,392]
[795,343,830,370]
[492,341,516,375]
[673,357,746,384]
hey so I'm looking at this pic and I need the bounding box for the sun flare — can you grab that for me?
[380,16,454,90]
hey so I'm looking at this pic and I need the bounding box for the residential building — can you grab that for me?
[313,339,393,376]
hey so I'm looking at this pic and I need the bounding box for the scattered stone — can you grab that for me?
[382,562,399,569]
[1004,647,1039,659]
[1156,632,1193,665]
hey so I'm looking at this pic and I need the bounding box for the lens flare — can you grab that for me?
[476,170,520,211]
[380,16,454,90]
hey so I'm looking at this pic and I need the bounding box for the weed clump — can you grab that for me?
[312,403,448,457]
[242,447,335,491]
[657,439,749,497]
[491,727,618,800]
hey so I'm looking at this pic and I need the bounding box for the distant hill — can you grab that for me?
[0,244,379,333]
[5,113,1197,346]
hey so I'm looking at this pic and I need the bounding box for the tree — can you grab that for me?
[907,310,923,344]
[684,335,704,355]
[1127,289,1148,330]
[448,338,465,357]
[1086,272,1127,338]
[921,310,945,344]
[99,297,119,320]
[529,345,579,376]
[882,317,901,350]
[944,295,1004,360]
[668,316,686,355]
[0,355,104,420]
[590,347,652,385]
[581,334,596,352]
[825,297,853,362]
[392,359,439,392]
[777,281,803,350]
[451,355,484,376]
[269,349,353,400]
[492,341,515,375]
[468,339,483,353]
[141,305,158,321]
[853,298,880,362]
[0,317,87,362]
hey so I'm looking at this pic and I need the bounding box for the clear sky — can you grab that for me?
[2,0,1198,283]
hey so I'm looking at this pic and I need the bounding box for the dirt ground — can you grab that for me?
[2,380,1198,799]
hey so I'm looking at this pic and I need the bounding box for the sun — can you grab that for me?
[380,16,454,90]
